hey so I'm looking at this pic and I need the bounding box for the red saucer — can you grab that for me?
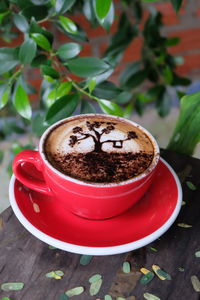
[9,158,182,255]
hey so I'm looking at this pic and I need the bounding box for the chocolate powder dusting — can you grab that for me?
[48,151,153,183]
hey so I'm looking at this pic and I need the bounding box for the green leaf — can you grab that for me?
[31,54,47,67]
[29,18,53,44]
[31,33,51,51]
[55,0,75,14]
[172,73,191,86]
[31,0,50,4]
[22,5,48,21]
[88,78,96,94]
[105,13,138,56]
[135,97,145,116]
[0,11,10,25]
[156,90,171,117]
[0,150,3,163]
[133,0,143,22]
[0,47,19,75]
[0,83,9,109]
[95,68,114,84]
[41,65,59,79]
[98,99,124,117]
[83,0,97,26]
[163,66,173,84]
[59,24,88,43]
[120,62,141,85]
[124,70,147,89]
[124,102,133,118]
[115,91,132,105]
[146,85,165,101]
[13,83,32,120]
[11,142,24,155]
[168,91,200,155]
[57,43,82,61]
[47,81,72,106]
[19,38,37,64]
[102,3,114,31]
[32,113,49,137]
[59,16,77,34]
[13,13,29,32]
[67,57,109,77]
[93,81,121,100]
[80,100,96,114]
[165,37,180,47]
[95,0,112,20]
[95,0,114,31]
[1,282,24,291]
[171,0,183,13]
[45,94,80,125]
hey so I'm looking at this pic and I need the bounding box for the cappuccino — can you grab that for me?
[44,115,154,183]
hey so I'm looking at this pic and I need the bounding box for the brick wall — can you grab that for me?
[1,0,200,101]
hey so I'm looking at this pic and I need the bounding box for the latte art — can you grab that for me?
[44,115,154,183]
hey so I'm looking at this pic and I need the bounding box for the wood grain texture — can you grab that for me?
[0,150,200,300]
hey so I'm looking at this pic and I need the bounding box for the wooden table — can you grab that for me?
[0,150,200,300]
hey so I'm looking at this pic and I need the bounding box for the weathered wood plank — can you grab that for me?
[0,150,200,300]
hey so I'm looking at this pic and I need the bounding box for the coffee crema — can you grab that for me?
[44,115,154,183]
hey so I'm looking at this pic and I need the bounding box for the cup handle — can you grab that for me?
[13,150,53,196]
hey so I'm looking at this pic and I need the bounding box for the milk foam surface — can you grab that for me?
[45,117,153,155]
[44,115,154,183]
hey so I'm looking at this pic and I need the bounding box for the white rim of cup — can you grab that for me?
[39,114,160,187]
[9,158,182,255]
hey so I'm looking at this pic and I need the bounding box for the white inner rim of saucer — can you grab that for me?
[9,158,182,256]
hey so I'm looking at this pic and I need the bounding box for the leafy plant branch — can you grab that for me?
[0,0,199,158]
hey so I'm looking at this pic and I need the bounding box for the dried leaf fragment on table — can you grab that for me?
[48,245,57,249]
[122,261,131,273]
[150,247,157,252]
[65,286,85,297]
[1,282,24,291]
[45,270,64,279]
[143,292,161,300]
[80,254,93,265]
[195,251,200,257]
[89,278,103,296]
[140,271,155,285]
[191,275,200,292]
[89,273,102,283]
[152,265,171,280]
[178,267,185,272]
[186,181,197,190]
[104,295,113,300]
[177,223,192,228]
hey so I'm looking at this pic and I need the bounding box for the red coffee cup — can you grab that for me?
[13,114,160,220]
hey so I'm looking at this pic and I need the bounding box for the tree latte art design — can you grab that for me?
[44,117,154,183]
[69,121,138,153]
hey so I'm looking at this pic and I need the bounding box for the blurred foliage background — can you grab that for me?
[0,0,200,175]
